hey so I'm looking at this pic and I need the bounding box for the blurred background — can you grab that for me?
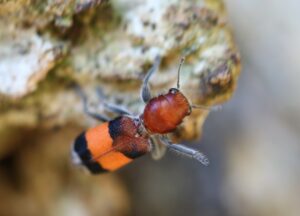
[1,0,300,216]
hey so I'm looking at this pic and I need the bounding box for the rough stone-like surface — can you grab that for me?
[0,27,64,97]
[0,0,240,215]
[1,0,240,135]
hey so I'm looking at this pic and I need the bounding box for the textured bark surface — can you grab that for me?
[0,0,240,215]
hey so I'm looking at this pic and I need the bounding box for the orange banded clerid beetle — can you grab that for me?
[72,56,211,174]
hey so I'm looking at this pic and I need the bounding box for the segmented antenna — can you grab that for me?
[177,57,186,89]
[191,104,222,111]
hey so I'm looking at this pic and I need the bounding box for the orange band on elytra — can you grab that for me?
[98,151,132,171]
[85,122,132,171]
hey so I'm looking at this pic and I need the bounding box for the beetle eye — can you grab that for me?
[169,88,179,94]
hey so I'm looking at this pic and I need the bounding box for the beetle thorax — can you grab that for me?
[142,88,191,134]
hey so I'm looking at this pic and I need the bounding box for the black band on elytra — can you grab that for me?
[108,116,123,139]
[73,132,108,174]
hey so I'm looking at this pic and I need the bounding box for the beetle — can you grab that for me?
[71,56,210,174]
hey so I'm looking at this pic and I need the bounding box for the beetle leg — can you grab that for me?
[141,56,161,103]
[103,103,133,116]
[159,135,209,166]
[191,104,222,111]
[74,84,111,122]
[95,87,133,116]
[150,135,167,160]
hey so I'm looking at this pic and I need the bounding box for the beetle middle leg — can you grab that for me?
[95,87,133,116]
[150,135,167,160]
[74,84,111,122]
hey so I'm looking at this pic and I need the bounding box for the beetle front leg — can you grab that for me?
[159,136,209,166]
[140,56,161,103]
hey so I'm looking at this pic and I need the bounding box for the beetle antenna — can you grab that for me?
[191,104,222,111]
[177,57,185,89]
